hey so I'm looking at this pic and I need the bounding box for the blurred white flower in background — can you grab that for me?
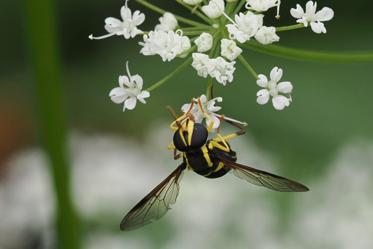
[84,232,151,249]
[1,124,373,249]
[287,142,373,249]
[0,149,54,249]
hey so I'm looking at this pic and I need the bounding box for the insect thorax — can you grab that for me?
[184,142,236,179]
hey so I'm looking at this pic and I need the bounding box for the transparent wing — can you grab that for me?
[120,163,186,231]
[216,155,309,192]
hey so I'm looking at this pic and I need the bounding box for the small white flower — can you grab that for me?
[139,30,191,62]
[201,0,225,19]
[181,95,223,129]
[183,0,203,5]
[256,67,293,110]
[89,0,145,40]
[209,57,236,86]
[191,53,215,78]
[109,62,150,111]
[155,12,178,31]
[194,33,214,53]
[226,11,263,43]
[220,38,242,61]
[254,26,280,45]
[245,0,278,12]
[290,1,334,34]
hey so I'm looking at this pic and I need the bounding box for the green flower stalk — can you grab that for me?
[24,0,81,248]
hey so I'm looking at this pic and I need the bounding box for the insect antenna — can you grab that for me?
[166,105,182,129]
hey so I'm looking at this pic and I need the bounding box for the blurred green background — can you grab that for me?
[1,0,373,248]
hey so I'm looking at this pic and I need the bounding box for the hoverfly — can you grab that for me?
[120,99,309,231]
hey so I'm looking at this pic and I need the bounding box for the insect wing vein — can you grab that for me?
[120,163,186,230]
[214,154,308,192]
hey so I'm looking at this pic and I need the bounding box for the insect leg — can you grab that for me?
[173,149,182,160]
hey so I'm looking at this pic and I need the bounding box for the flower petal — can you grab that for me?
[257,74,268,88]
[120,5,132,20]
[137,91,150,103]
[277,81,293,94]
[272,95,290,110]
[310,21,326,34]
[316,7,334,22]
[256,89,270,105]
[290,4,305,19]
[124,96,137,110]
[181,103,192,113]
[305,1,317,16]
[109,87,128,104]
[206,115,221,129]
[270,67,283,83]
[119,75,133,88]
[131,74,143,89]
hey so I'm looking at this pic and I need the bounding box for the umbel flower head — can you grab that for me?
[89,0,335,112]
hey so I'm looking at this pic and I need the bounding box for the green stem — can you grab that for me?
[206,33,222,100]
[225,0,237,17]
[276,23,305,32]
[135,0,210,28]
[242,41,373,63]
[238,55,259,79]
[176,0,214,25]
[146,57,193,92]
[24,0,81,248]
[232,0,246,17]
[181,26,214,31]
[183,30,205,36]
[206,77,213,100]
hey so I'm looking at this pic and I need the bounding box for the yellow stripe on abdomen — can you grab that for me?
[201,146,213,167]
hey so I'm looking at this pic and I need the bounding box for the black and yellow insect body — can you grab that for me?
[173,121,235,178]
[120,103,309,231]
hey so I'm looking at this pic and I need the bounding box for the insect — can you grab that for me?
[120,99,309,231]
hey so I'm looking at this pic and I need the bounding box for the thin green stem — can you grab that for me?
[276,23,305,32]
[232,0,246,17]
[209,31,221,57]
[146,57,193,92]
[238,55,259,79]
[242,41,373,63]
[206,77,213,100]
[183,30,205,36]
[24,0,81,248]
[206,32,222,100]
[181,26,214,31]
[135,0,210,28]
[176,0,214,25]
[225,0,238,17]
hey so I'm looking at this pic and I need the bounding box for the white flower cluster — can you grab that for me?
[181,94,247,129]
[90,0,334,112]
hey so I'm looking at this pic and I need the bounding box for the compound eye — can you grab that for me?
[190,123,208,148]
[173,129,188,152]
